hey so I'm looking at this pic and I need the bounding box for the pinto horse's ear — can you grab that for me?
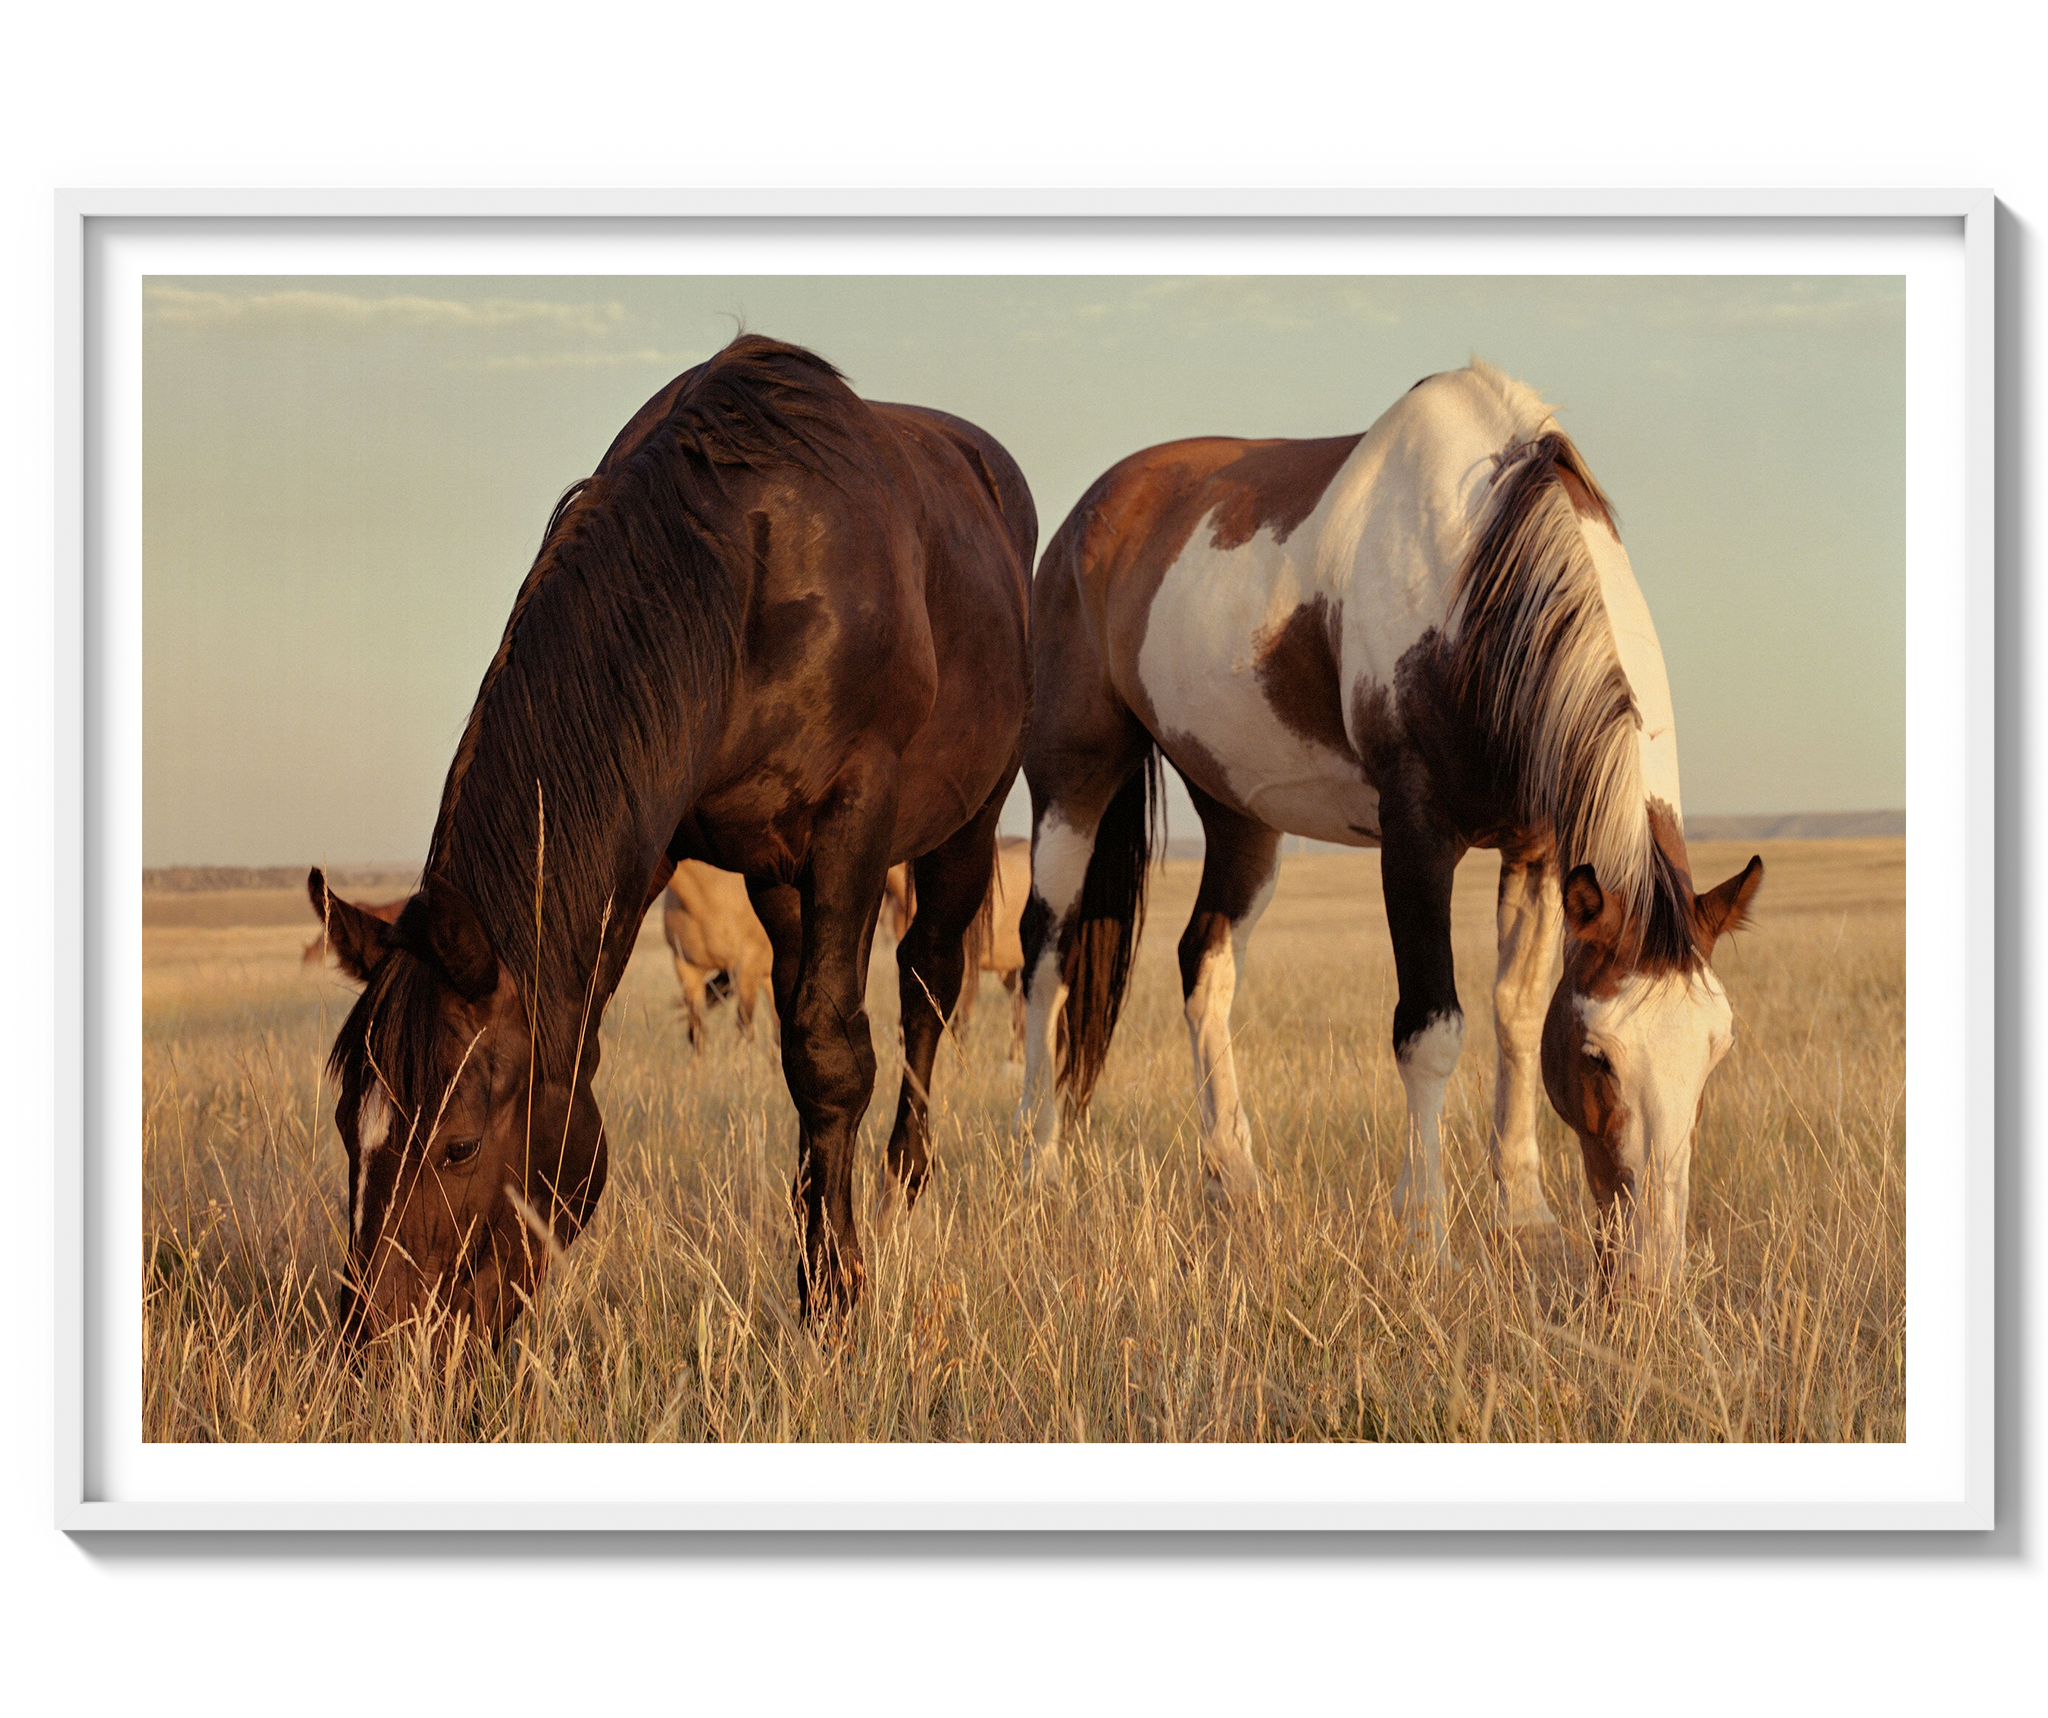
[397,874,500,1003]
[1695,855,1764,951]
[1560,864,1626,949]
[307,867,398,984]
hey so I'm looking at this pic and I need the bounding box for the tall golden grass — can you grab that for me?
[143,838,1902,1443]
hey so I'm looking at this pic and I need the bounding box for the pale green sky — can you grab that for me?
[143,274,1904,866]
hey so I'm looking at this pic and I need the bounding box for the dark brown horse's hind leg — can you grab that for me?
[881,792,1007,1223]
[750,817,886,1323]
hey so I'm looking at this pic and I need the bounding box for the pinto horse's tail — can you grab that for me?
[1055,745,1164,1118]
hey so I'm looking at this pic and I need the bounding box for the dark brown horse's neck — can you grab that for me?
[443,704,729,1089]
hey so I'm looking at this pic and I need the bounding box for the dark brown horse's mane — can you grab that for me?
[331,335,870,1104]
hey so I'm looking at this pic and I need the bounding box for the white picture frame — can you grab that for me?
[51,191,1998,1531]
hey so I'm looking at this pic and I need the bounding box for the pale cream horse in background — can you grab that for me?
[884,836,1031,1061]
[663,860,776,1049]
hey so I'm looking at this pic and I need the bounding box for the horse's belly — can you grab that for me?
[1135,566,1381,845]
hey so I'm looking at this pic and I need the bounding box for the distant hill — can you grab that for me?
[147,812,1905,889]
[1162,810,1907,861]
[144,864,420,894]
[1683,810,1904,841]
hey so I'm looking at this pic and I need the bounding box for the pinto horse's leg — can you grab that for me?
[1380,793,1469,1255]
[1177,784,1282,1208]
[1490,837,1562,1234]
[880,792,1006,1224]
[1014,752,1145,1185]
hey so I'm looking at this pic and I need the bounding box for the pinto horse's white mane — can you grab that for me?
[1444,361,1673,946]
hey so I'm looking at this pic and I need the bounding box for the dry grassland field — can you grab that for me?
[143,837,1903,1444]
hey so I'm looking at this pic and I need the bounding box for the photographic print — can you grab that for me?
[140,268,1907,1453]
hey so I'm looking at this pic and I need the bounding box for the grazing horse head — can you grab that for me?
[1542,838,1763,1289]
[310,868,608,1345]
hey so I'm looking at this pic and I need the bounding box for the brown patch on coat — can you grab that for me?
[1203,435,1364,552]
[1172,780,1283,999]
[1347,679,1402,783]
[1033,432,1359,743]
[1646,796,1693,884]
[1541,989,1631,1204]
[1253,594,1355,761]
[1156,724,1248,819]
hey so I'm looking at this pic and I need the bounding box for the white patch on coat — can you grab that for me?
[354,1087,391,1243]
[1390,1011,1464,1248]
[1029,811,1096,920]
[1576,972,1733,1283]
[1014,808,1097,1181]
[1130,365,1549,845]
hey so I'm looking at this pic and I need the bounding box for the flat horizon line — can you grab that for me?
[142,809,1908,885]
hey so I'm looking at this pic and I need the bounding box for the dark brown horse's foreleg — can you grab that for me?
[883,795,1006,1216]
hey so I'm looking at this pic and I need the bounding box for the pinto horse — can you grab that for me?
[311,335,1034,1335]
[1017,362,1761,1286]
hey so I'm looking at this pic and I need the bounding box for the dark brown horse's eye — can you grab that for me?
[442,1138,482,1167]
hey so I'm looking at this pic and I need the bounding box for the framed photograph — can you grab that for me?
[58,191,1993,1529]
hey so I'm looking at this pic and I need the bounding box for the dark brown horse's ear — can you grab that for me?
[306,867,397,984]
[1560,864,1625,950]
[403,875,501,1003]
[1695,855,1764,951]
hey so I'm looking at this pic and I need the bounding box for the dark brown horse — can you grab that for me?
[310,335,1034,1337]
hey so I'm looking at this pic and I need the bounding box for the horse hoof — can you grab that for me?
[1019,1150,1063,1192]
[1201,1162,1266,1215]
[871,1175,925,1235]
[1491,1217,1563,1248]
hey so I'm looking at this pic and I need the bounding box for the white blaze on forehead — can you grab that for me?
[1577,511,1683,821]
[1579,969,1732,1075]
[354,1087,391,1243]
[1577,971,1732,1199]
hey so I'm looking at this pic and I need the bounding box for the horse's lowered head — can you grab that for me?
[308,868,608,1346]
[1541,850,1763,1290]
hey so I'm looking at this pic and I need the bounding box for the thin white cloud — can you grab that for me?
[462,348,710,373]
[144,283,630,337]
[1543,277,1902,339]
